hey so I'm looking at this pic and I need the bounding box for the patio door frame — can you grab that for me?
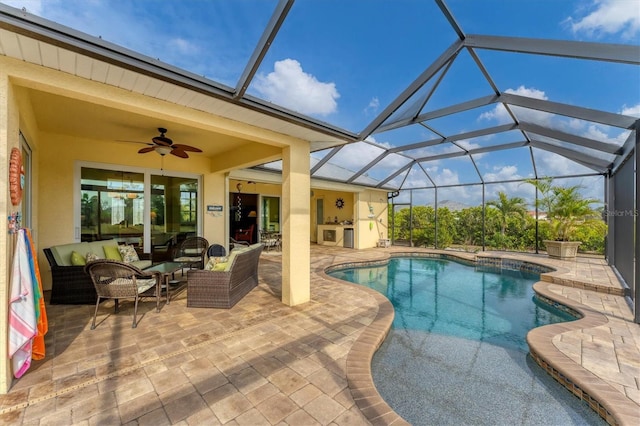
[74,161,203,253]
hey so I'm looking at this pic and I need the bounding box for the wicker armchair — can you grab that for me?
[84,259,161,329]
[187,244,263,308]
[173,236,209,269]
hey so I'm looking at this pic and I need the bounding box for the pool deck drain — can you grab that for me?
[0,246,637,425]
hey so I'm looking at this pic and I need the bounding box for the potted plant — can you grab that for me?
[527,179,599,259]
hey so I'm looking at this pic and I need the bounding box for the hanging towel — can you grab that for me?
[25,229,48,360]
[8,229,37,378]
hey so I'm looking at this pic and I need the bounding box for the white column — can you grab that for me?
[281,141,310,306]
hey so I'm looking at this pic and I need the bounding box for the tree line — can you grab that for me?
[389,190,606,254]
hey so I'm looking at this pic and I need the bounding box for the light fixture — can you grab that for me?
[248,210,257,218]
[155,146,172,156]
[236,182,243,193]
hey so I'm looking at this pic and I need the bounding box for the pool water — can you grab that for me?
[330,257,604,425]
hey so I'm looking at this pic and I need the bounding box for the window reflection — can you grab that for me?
[80,168,199,262]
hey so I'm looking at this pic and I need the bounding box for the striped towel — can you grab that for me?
[25,229,48,360]
[8,229,37,378]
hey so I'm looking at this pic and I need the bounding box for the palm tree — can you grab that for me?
[526,177,555,216]
[550,185,598,241]
[486,192,527,242]
[527,179,599,241]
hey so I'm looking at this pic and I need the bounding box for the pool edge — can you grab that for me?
[327,250,638,426]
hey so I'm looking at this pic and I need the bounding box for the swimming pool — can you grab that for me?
[329,256,604,425]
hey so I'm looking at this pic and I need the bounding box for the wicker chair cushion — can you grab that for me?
[96,277,156,294]
[136,278,156,293]
[70,251,86,266]
[118,245,140,263]
[104,245,123,260]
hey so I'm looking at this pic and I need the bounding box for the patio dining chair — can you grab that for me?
[259,229,281,251]
[173,236,209,269]
[84,259,161,329]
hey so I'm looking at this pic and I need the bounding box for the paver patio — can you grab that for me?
[0,245,637,425]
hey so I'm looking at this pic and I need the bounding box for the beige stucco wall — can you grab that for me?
[356,191,389,248]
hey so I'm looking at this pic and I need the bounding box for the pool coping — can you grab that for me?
[322,250,638,426]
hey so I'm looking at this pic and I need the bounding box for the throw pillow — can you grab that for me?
[118,245,139,263]
[205,256,228,270]
[86,252,102,262]
[204,258,216,270]
[70,251,86,266]
[103,245,122,261]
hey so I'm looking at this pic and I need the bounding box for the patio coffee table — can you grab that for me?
[144,261,187,304]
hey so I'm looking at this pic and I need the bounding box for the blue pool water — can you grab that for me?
[330,257,604,425]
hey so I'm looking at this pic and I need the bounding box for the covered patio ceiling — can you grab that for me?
[0,0,638,191]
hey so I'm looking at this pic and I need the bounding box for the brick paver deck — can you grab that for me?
[0,246,637,425]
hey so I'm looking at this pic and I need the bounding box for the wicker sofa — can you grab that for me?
[187,243,263,308]
[44,239,151,304]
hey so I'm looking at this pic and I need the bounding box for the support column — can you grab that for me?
[281,141,310,306]
[0,71,15,393]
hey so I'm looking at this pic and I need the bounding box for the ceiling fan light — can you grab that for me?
[155,146,172,156]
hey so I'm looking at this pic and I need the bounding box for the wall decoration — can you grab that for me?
[9,147,24,206]
[8,212,21,234]
[335,198,345,209]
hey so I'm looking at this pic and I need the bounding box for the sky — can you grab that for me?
[1,0,639,207]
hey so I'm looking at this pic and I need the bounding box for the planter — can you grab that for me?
[544,240,581,260]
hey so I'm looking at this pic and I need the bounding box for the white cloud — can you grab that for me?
[620,103,640,117]
[484,165,521,182]
[479,86,553,125]
[167,38,199,56]
[254,59,339,116]
[565,0,640,40]
[364,97,380,115]
[535,149,594,177]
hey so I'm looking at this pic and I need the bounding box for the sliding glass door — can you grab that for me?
[80,169,145,243]
[79,164,201,261]
[149,174,199,261]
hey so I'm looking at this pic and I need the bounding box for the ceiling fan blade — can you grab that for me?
[138,146,156,154]
[170,148,189,158]
[172,144,202,153]
[117,139,153,146]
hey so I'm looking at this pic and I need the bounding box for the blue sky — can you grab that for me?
[2,0,639,207]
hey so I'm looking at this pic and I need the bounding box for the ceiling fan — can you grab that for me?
[136,128,202,158]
